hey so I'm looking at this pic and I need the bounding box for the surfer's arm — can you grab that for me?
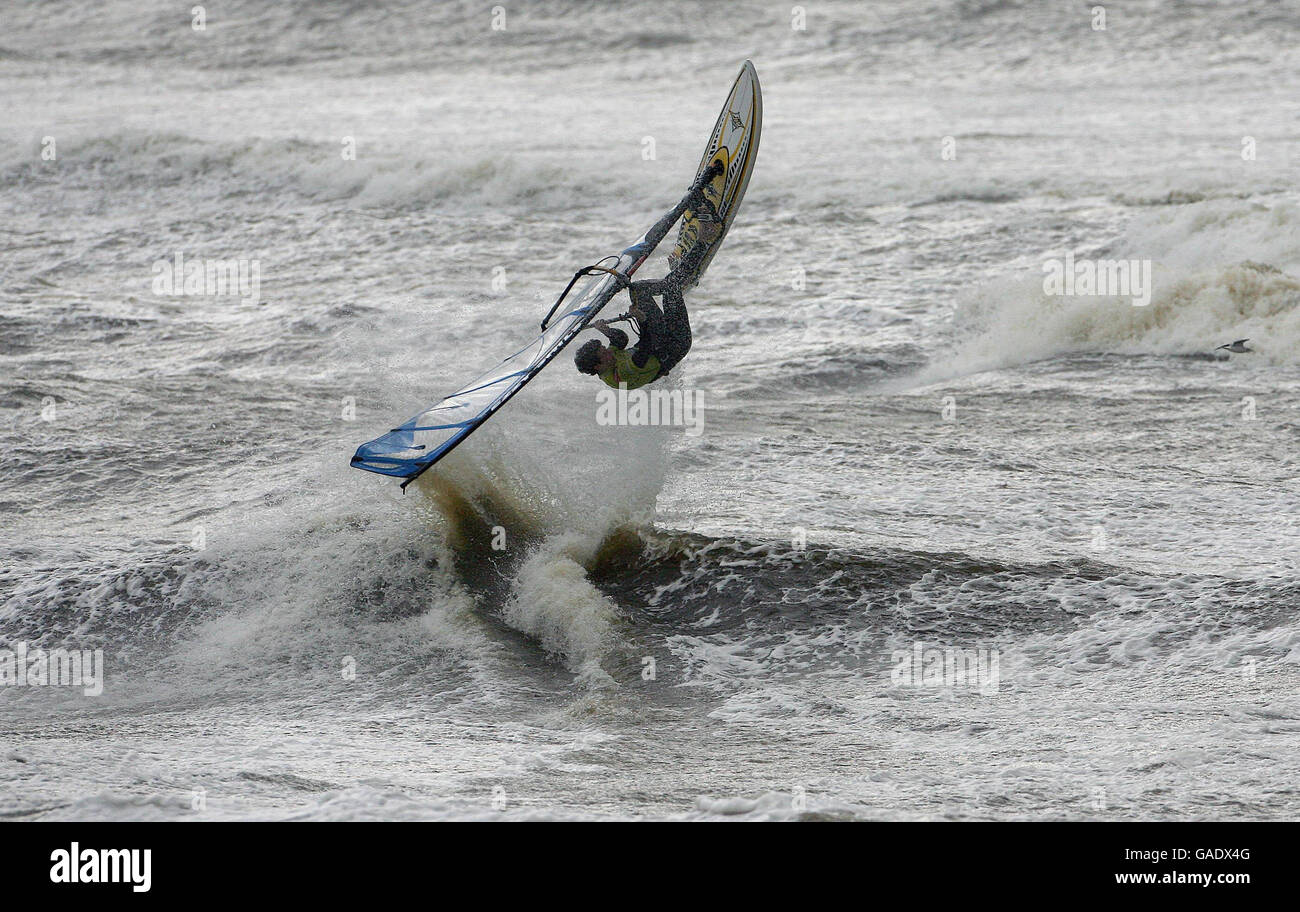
[626,291,666,368]
[665,236,712,288]
[589,320,629,349]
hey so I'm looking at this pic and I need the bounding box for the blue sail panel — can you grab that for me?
[350,248,641,485]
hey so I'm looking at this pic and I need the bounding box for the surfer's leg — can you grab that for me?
[655,285,692,372]
[629,280,663,306]
[628,280,689,373]
[642,162,725,251]
[663,235,712,289]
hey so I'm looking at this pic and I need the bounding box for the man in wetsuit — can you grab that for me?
[573,162,724,389]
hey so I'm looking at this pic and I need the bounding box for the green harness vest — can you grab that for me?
[599,349,661,390]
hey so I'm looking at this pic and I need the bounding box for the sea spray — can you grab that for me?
[503,535,622,685]
[412,433,664,682]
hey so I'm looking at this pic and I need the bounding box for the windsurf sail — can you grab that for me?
[350,241,650,487]
[351,61,762,488]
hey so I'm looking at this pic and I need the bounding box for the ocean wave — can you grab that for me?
[923,200,1300,375]
[0,130,588,211]
[8,0,1294,81]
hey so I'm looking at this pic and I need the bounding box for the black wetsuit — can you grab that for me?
[598,255,701,376]
[594,177,718,377]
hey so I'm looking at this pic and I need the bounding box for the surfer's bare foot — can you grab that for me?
[690,161,724,194]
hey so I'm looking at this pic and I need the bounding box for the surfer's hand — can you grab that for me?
[628,304,646,321]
